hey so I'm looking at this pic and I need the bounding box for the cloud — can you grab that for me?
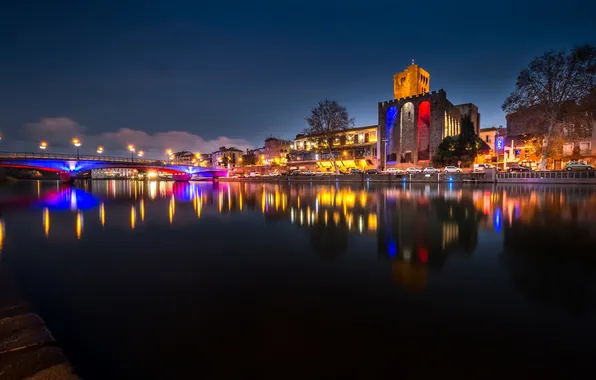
[17,117,253,158]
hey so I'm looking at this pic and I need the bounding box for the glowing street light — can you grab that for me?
[72,138,81,159]
[39,141,47,151]
[128,144,135,162]
[166,149,173,156]
[97,146,104,154]
[137,150,144,158]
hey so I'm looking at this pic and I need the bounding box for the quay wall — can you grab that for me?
[0,269,79,379]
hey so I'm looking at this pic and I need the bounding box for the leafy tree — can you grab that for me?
[305,99,355,174]
[502,45,596,170]
[434,134,490,167]
[220,156,230,168]
[522,134,565,162]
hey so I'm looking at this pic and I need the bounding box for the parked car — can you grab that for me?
[366,169,380,175]
[507,164,531,172]
[564,161,594,171]
[423,167,440,174]
[248,172,260,177]
[350,168,363,174]
[290,170,301,176]
[384,168,403,175]
[405,167,421,174]
[443,166,461,174]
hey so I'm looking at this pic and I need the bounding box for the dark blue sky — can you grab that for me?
[1,0,595,151]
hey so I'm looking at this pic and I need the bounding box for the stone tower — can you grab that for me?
[393,62,430,100]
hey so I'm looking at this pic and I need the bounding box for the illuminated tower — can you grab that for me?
[393,60,430,100]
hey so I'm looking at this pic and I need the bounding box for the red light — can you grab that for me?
[418,247,428,263]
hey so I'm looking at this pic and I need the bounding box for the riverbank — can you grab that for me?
[0,269,79,379]
[221,172,492,183]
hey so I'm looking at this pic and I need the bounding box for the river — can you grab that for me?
[1,180,595,378]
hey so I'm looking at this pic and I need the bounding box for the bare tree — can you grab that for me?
[304,99,355,174]
[502,45,596,170]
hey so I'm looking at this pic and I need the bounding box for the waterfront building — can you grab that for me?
[379,62,480,168]
[264,137,292,165]
[288,125,379,172]
[211,146,243,168]
[506,107,596,168]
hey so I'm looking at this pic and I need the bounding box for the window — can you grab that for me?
[364,133,369,143]
[563,143,573,156]
[579,142,591,154]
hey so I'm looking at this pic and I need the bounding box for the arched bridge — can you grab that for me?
[0,152,228,183]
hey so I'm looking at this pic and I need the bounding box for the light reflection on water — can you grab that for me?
[0,180,596,378]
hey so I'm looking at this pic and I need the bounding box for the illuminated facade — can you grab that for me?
[264,137,292,165]
[393,62,430,100]
[379,89,463,167]
[289,125,379,171]
[211,146,243,168]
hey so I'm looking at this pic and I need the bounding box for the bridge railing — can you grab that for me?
[497,170,596,180]
[0,151,196,166]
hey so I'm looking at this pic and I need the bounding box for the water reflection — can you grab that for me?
[2,180,596,314]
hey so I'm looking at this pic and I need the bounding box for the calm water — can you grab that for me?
[1,180,596,378]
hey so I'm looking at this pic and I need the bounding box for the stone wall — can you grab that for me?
[378,89,462,167]
[455,103,480,134]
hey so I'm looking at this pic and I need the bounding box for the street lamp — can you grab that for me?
[137,150,144,158]
[97,146,104,154]
[39,141,47,151]
[128,144,135,162]
[72,138,81,159]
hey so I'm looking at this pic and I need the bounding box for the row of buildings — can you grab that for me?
[177,62,594,171]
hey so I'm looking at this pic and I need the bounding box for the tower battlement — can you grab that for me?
[393,63,430,100]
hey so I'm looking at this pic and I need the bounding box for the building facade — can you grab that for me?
[211,146,244,168]
[379,89,463,167]
[456,103,481,134]
[264,137,292,165]
[289,125,379,172]
[393,62,430,100]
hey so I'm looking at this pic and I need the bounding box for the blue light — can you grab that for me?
[402,176,406,181]
[387,238,397,257]
[448,176,454,182]
[496,138,504,151]
[494,208,502,232]
[38,188,99,211]
[386,106,397,150]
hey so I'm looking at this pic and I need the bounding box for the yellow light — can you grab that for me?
[43,208,50,237]
[137,150,144,157]
[343,150,347,156]
[130,206,136,229]
[238,157,243,162]
[40,141,47,149]
[97,146,104,154]
[99,202,105,227]
[76,211,83,239]
[128,144,135,152]
[166,149,173,155]
[140,199,145,222]
[72,138,81,147]
[169,196,175,224]
[368,213,377,231]
[147,171,157,178]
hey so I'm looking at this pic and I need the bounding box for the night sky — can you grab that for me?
[1,0,595,157]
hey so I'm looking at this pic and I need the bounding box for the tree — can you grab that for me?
[305,99,355,174]
[433,134,490,167]
[522,134,565,162]
[502,45,596,170]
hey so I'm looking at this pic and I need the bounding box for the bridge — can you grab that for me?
[0,151,228,183]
